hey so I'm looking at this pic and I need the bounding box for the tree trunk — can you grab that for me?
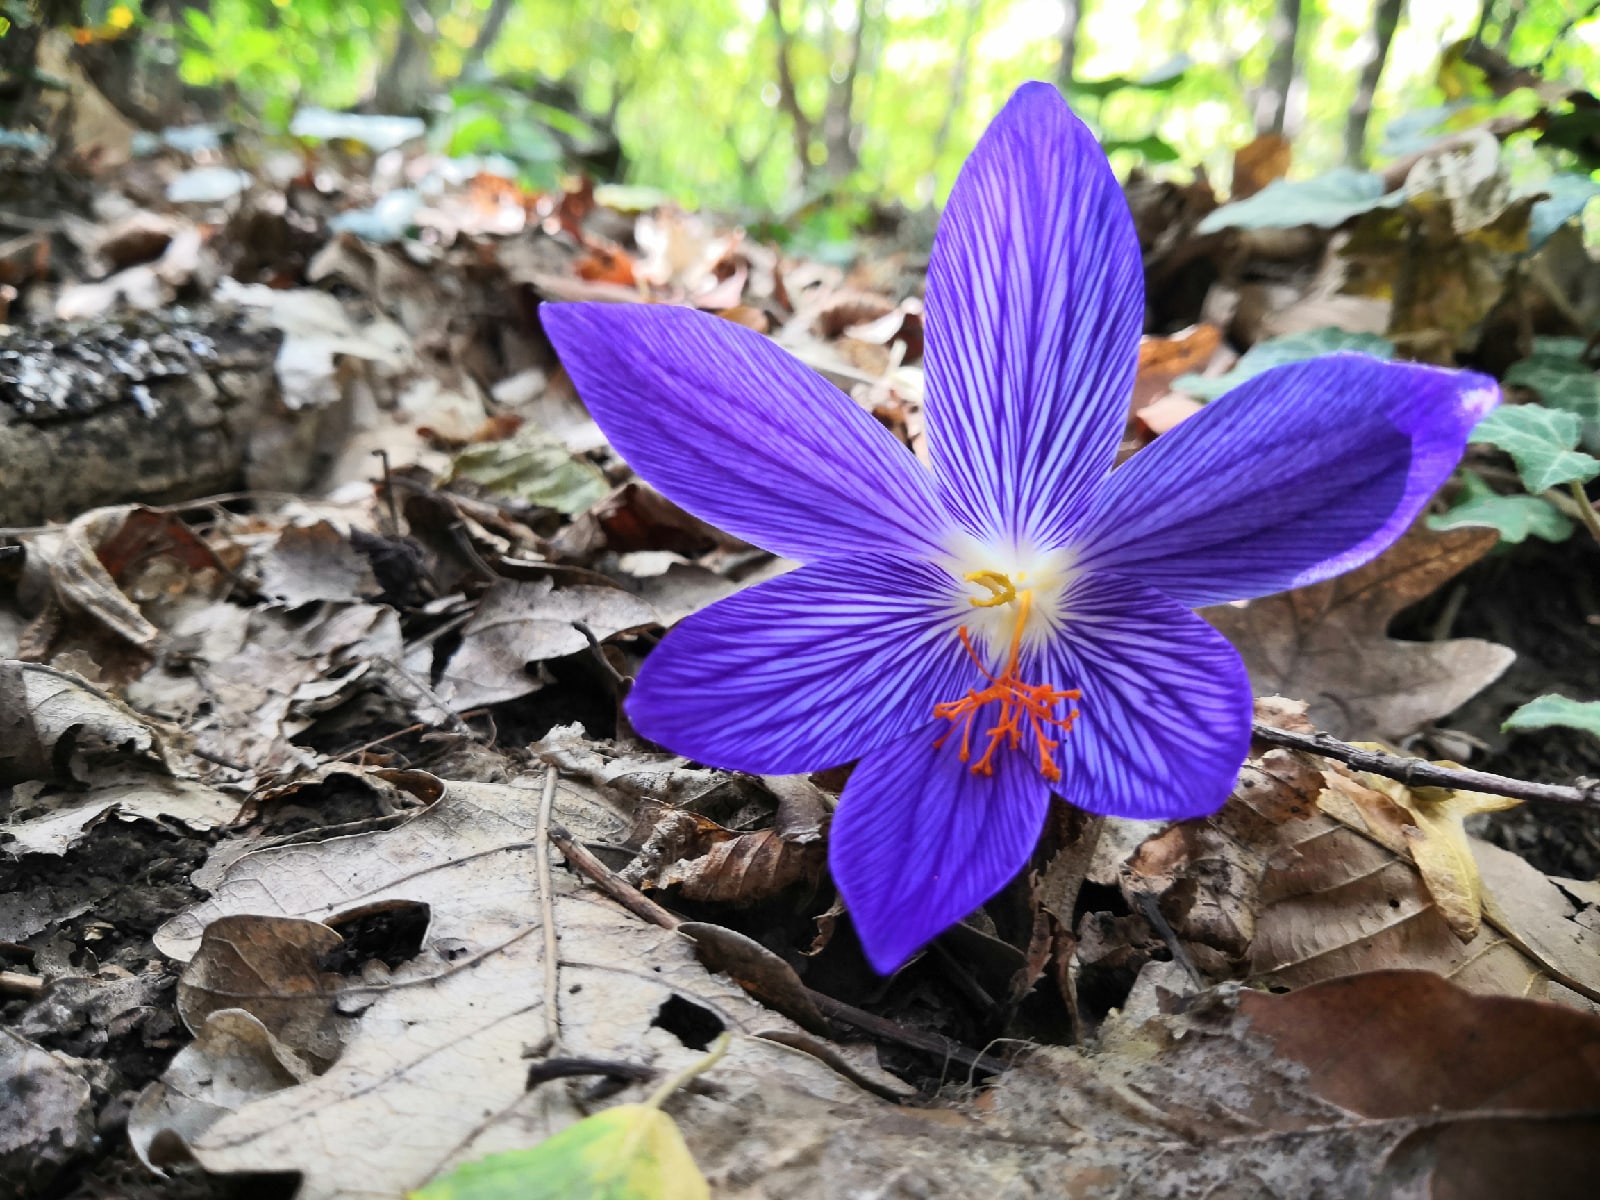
[766,0,814,186]
[1056,0,1082,90]
[1256,0,1303,135]
[1343,0,1404,165]
[930,0,986,168]
[459,0,517,79]
[820,0,868,180]
[373,0,438,114]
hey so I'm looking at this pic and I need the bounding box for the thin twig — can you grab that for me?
[1252,722,1600,808]
[0,971,44,998]
[547,821,1012,1077]
[547,823,684,930]
[572,619,632,698]
[643,1032,730,1110]
[374,449,402,536]
[536,766,562,1052]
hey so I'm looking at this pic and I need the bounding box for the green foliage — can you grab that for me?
[1503,694,1600,739]
[98,0,1600,216]
[1198,170,1403,234]
[1469,407,1600,494]
[449,425,611,514]
[1505,340,1600,450]
[1173,329,1394,401]
[1525,175,1600,251]
[1429,475,1574,544]
[412,1035,728,1200]
[409,1103,709,1200]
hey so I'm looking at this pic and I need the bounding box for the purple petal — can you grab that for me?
[543,303,953,561]
[628,555,973,775]
[923,82,1143,550]
[1070,355,1500,607]
[830,723,1051,973]
[1045,572,1252,820]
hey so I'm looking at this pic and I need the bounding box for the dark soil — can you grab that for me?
[1413,535,1600,880]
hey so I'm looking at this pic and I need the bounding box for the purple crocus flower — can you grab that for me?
[542,83,1498,973]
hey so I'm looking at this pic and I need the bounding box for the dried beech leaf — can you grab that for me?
[146,778,878,1199]
[1202,525,1514,738]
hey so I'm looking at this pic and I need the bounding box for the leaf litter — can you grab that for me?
[4,57,1600,1200]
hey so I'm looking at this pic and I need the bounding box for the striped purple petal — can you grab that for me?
[1045,572,1252,820]
[923,81,1143,551]
[1070,355,1500,608]
[627,555,972,775]
[543,303,954,562]
[830,722,1051,973]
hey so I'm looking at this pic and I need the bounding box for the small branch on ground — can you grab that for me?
[1251,722,1600,808]
[546,821,1012,1078]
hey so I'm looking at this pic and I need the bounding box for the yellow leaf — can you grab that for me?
[1345,749,1521,941]
[409,1102,709,1200]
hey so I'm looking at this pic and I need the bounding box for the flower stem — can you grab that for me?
[644,1032,730,1111]
[1566,480,1600,545]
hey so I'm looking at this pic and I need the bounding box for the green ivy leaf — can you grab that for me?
[1468,406,1600,493]
[1503,694,1600,740]
[1197,169,1406,234]
[1505,350,1600,451]
[1173,329,1394,401]
[1522,174,1600,251]
[1428,491,1574,543]
[409,1103,709,1200]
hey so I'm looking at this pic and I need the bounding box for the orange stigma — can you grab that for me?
[932,591,1081,782]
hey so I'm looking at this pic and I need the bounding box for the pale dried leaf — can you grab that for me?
[433,578,657,710]
[1202,526,1515,738]
[147,776,878,1199]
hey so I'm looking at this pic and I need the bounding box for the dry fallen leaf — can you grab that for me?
[138,761,1600,1198]
[1122,703,1600,1009]
[0,1029,97,1192]
[1203,525,1515,739]
[1231,133,1292,200]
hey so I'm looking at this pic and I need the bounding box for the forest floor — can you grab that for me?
[4,94,1600,1200]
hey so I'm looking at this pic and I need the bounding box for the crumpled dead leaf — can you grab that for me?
[1342,130,1538,356]
[0,1029,98,1192]
[1203,525,1515,739]
[257,521,380,606]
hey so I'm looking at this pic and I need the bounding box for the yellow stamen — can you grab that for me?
[965,569,1018,608]
[932,591,1082,782]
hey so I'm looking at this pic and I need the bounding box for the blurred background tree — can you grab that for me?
[3,0,1597,213]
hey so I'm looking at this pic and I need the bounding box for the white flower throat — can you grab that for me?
[930,542,1081,782]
